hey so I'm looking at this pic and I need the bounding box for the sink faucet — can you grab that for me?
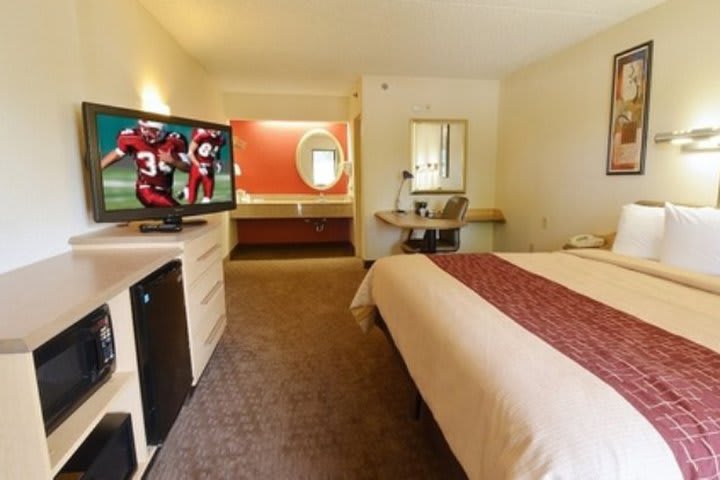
[236,189,251,202]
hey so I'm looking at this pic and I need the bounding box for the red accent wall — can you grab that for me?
[235,219,352,244]
[232,120,349,194]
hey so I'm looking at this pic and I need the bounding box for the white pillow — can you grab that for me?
[611,203,665,259]
[660,203,720,275]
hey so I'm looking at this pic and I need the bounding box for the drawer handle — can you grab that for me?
[196,243,220,262]
[205,314,226,345]
[201,280,223,305]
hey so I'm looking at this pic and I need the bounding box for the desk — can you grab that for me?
[465,208,505,223]
[375,211,463,253]
[375,209,506,226]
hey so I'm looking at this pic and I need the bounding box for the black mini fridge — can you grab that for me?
[130,260,192,446]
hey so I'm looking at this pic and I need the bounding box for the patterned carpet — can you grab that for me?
[146,257,464,479]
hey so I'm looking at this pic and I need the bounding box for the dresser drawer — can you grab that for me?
[186,261,225,327]
[189,278,225,336]
[183,230,222,286]
[190,310,226,384]
[185,259,226,385]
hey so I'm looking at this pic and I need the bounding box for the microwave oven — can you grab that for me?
[33,304,116,434]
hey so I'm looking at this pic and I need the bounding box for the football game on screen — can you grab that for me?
[96,113,233,211]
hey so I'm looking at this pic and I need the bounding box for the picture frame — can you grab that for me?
[606,41,653,175]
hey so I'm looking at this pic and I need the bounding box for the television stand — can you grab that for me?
[138,216,206,233]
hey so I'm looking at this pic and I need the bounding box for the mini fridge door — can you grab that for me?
[131,260,192,445]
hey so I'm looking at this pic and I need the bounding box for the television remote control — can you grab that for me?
[139,223,182,233]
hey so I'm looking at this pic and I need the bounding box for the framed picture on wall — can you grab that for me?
[606,40,653,175]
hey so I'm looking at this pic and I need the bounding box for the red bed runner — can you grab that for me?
[429,253,720,479]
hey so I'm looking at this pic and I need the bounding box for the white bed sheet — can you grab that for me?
[350,250,720,479]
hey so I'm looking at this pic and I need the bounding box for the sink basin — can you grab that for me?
[232,198,353,219]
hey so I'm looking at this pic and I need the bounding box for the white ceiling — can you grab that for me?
[138,0,665,96]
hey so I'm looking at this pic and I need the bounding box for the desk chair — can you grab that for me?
[401,196,469,253]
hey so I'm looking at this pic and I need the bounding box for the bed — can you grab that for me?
[350,203,720,480]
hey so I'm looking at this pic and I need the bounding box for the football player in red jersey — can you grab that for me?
[179,128,226,204]
[101,120,189,207]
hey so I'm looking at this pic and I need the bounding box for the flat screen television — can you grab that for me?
[82,102,236,232]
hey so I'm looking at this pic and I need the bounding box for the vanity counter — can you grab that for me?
[231,194,353,245]
[231,197,353,219]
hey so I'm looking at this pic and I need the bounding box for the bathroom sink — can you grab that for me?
[231,198,353,219]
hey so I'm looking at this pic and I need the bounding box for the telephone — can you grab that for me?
[568,234,605,248]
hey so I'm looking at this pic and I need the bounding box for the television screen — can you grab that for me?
[82,102,236,229]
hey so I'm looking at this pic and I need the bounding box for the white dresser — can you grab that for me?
[69,219,227,385]
[0,248,180,479]
[0,219,228,479]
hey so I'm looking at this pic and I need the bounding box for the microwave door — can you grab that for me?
[35,330,107,433]
[34,330,94,430]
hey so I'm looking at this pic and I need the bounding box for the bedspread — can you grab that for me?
[350,250,720,479]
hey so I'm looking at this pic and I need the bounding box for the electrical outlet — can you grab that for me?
[529,243,535,252]
[541,217,548,229]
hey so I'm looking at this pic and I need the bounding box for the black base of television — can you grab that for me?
[138,216,207,233]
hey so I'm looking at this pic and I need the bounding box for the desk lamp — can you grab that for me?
[394,170,414,213]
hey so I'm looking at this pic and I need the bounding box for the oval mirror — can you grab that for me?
[296,129,345,190]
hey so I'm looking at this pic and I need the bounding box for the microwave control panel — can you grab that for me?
[97,317,115,364]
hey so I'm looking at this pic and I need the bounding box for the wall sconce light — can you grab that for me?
[655,127,720,206]
[654,127,720,152]
[141,87,171,115]
[394,170,414,213]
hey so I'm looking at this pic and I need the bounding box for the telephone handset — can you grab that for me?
[568,234,605,248]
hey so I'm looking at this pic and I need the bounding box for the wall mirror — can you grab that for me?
[296,129,345,190]
[410,119,467,193]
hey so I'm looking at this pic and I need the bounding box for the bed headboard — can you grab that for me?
[635,200,709,208]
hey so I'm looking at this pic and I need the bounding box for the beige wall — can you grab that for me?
[495,0,720,252]
[223,92,348,121]
[360,75,499,260]
[77,1,224,121]
[0,0,225,274]
[7,0,709,272]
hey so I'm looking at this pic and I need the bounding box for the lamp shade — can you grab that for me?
[395,170,414,212]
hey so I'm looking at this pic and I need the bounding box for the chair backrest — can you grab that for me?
[441,196,469,221]
[437,196,469,250]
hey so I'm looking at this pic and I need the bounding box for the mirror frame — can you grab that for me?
[295,128,345,191]
[410,118,467,194]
